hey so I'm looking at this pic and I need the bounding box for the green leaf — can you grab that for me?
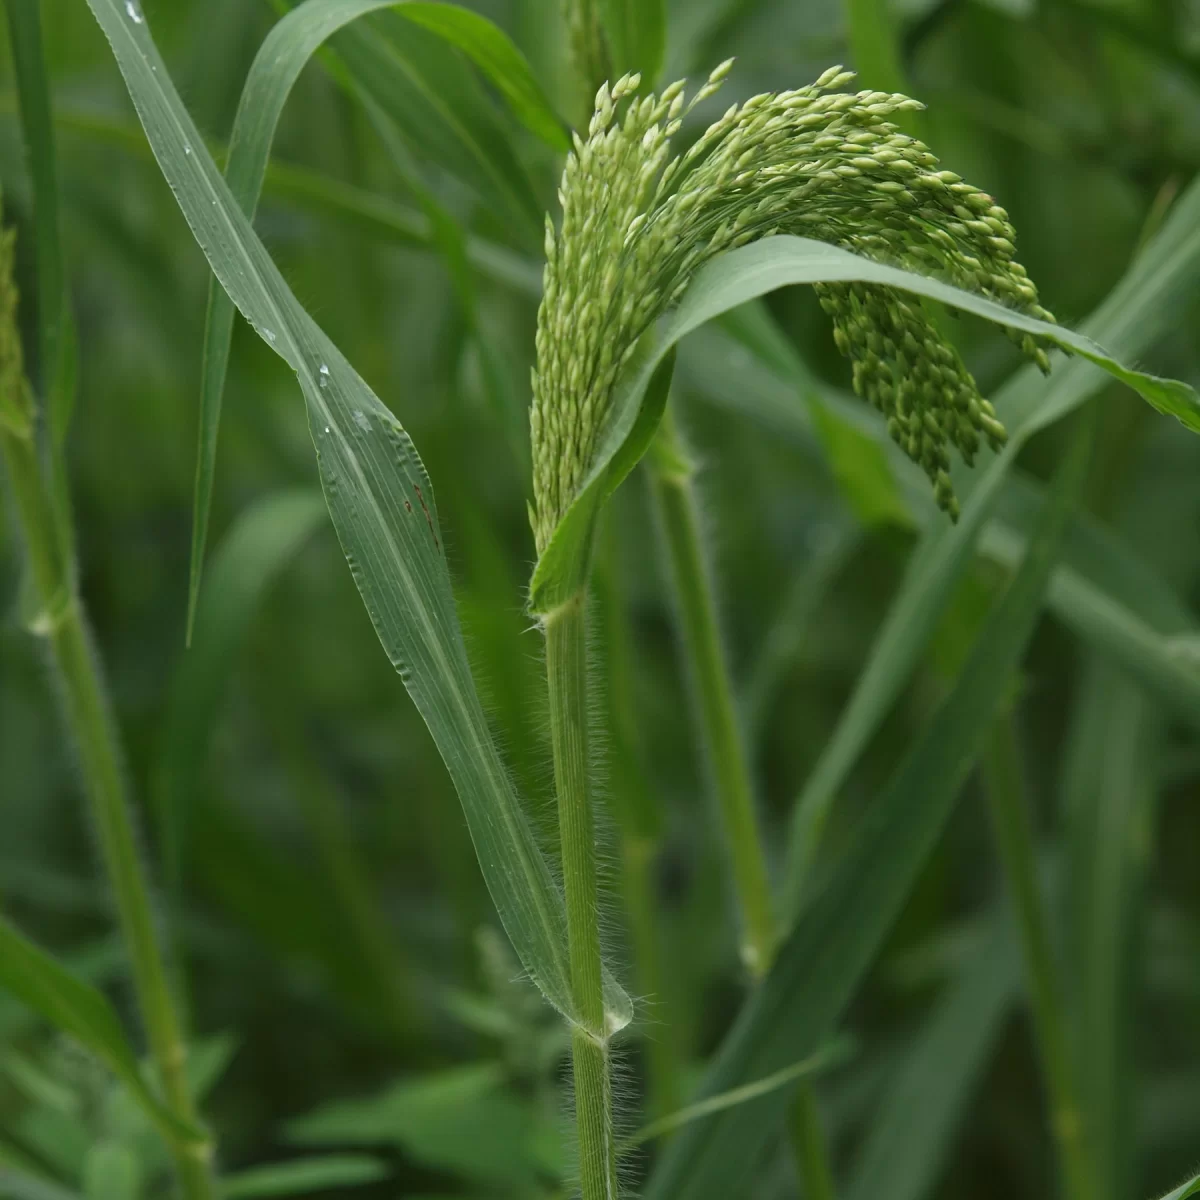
[308,3,543,239]
[186,0,550,638]
[777,173,1200,910]
[395,4,569,150]
[163,490,326,883]
[529,232,1198,615]
[0,917,204,1150]
[600,0,666,83]
[286,1065,557,1189]
[845,909,1020,1200]
[1159,1175,1200,1200]
[0,0,76,439]
[222,1155,388,1198]
[643,416,1089,1200]
[84,0,630,1039]
[81,1142,139,1200]
[810,395,911,529]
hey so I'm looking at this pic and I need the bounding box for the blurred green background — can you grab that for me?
[1,0,1199,1197]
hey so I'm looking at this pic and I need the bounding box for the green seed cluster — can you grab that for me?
[530,64,1056,547]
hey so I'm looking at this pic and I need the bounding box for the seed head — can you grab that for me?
[529,66,1056,548]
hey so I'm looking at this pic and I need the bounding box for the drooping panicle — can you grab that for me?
[530,64,1056,544]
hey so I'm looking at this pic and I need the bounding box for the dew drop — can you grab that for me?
[318,363,330,389]
[125,0,143,22]
[262,328,276,344]
[184,143,192,156]
[352,410,371,433]
[323,425,331,434]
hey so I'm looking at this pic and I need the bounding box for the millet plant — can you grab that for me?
[2,1,1200,1199]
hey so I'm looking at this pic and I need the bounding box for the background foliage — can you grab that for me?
[1,0,1199,1197]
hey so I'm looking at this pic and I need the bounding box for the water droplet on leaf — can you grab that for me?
[125,0,143,22]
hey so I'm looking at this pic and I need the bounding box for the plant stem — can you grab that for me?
[790,1086,837,1200]
[648,414,774,976]
[648,410,837,1194]
[0,425,215,1200]
[983,712,1096,1200]
[544,593,618,1200]
[596,522,683,1122]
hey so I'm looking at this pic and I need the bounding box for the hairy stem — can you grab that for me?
[0,425,215,1200]
[596,524,683,1121]
[545,594,618,1199]
[983,712,1096,1200]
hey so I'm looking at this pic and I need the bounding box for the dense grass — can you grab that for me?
[1,1,1199,1199]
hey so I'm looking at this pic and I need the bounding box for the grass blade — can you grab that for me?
[160,491,326,891]
[222,1155,389,1198]
[187,0,532,640]
[395,3,568,150]
[780,175,1200,909]
[0,0,75,439]
[600,0,666,83]
[83,0,630,1036]
[643,409,1089,1200]
[0,917,204,1150]
[845,909,1020,1200]
[1158,1174,1200,1200]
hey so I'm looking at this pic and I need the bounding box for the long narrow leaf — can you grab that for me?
[643,415,1089,1200]
[845,908,1020,1200]
[160,490,326,888]
[600,0,666,83]
[780,176,1200,909]
[0,0,75,438]
[0,918,203,1148]
[84,0,630,1039]
[394,4,568,149]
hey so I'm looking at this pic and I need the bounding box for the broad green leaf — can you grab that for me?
[0,917,204,1149]
[643,421,1087,1200]
[162,490,326,886]
[394,4,569,149]
[84,0,630,1038]
[845,909,1019,1200]
[286,1065,557,1189]
[223,1155,388,1198]
[529,232,1199,615]
[600,0,666,83]
[81,1142,139,1200]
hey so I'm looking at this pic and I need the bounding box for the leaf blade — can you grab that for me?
[84,0,629,1038]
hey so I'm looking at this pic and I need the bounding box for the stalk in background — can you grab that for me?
[0,213,217,1200]
[983,711,1098,1200]
[647,409,838,1195]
